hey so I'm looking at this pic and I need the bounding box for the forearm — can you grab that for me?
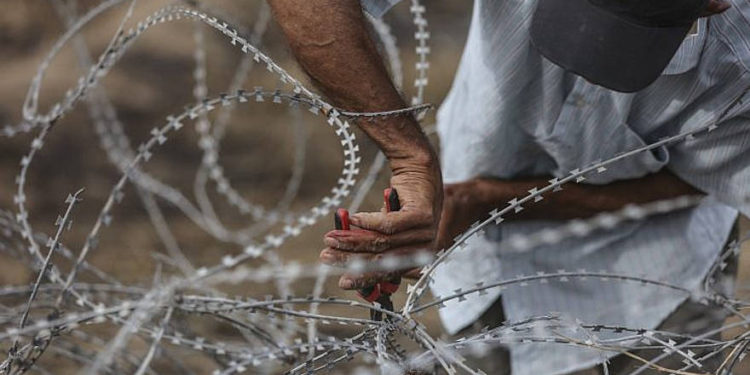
[475,170,703,221]
[267,0,435,163]
[272,1,442,288]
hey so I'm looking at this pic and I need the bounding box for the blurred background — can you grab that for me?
[1,1,749,374]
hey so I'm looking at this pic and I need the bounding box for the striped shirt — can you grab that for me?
[364,1,750,374]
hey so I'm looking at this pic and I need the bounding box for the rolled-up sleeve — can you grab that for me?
[361,0,401,18]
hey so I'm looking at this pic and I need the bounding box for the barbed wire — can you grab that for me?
[0,0,748,374]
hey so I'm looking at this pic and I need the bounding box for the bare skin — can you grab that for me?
[323,170,702,272]
[432,170,702,250]
[268,0,442,290]
[268,0,730,288]
[702,0,731,16]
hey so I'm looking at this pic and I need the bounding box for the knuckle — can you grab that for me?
[381,218,396,234]
[338,240,354,250]
[372,235,389,251]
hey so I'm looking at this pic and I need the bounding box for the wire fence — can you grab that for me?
[0,1,749,374]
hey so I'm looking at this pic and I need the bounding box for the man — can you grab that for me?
[268,0,750,374]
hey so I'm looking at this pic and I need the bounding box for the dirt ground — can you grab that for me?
[0,1,748,374]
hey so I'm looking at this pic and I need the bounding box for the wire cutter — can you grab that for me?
[334,188,402,321]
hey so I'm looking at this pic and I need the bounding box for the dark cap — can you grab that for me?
[531,0,709,93]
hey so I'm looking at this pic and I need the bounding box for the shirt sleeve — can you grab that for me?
[361,0,401,18]
[668,89,750,217]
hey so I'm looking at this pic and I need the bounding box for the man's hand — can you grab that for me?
[435,180,498,250]
[320,156,441,290]
[267,0,442,290]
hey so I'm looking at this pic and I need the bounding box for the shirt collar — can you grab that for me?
[662,18,708,75]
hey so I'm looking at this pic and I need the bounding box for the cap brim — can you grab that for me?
[531,0,693,93]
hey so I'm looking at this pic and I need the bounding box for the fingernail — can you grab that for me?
[323,237,340,248]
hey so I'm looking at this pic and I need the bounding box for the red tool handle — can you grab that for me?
[384,187,401,212]
[333,189,402,305]
[334,208,349,231]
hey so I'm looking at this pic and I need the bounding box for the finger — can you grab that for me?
[338,270,403,290]
[323,228,435,253]
[319,248,371,266]
[350,210,432,235]
[319,243,432,267]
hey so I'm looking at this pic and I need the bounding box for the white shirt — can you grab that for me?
[363,1,750,374]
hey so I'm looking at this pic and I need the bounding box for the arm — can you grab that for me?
[469,170,700,221]
[268,0,442,290]
[436,170,702,248]
[322,169,701,273]
[267,0,433,162]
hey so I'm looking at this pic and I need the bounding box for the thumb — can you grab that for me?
[350,210,430,234]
